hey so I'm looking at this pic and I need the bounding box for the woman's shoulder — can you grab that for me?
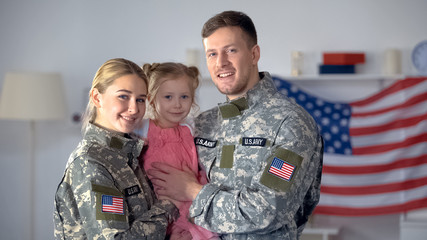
[63,151,113,187]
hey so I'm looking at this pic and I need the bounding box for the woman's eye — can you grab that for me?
[118,95,129,100]
[136,98,145,103]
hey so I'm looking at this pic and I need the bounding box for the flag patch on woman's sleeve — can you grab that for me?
[268,157,295,181]
[101,195,124,215]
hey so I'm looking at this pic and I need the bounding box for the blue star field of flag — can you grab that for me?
[272,76,353,155]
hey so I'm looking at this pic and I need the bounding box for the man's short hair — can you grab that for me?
[201,10,257,48]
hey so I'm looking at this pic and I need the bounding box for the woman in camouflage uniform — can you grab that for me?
[54,58,179,239]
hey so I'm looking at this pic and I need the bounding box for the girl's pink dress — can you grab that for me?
[142,119,217,240]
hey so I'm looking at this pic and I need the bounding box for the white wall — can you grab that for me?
[1,0,427,239]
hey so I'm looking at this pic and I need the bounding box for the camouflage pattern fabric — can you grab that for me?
[191,72,323,240]
[54,123,178,239]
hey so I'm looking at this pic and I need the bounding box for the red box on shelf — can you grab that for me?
[323,52,365,65]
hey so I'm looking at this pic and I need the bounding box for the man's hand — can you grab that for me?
[147,162,203,201]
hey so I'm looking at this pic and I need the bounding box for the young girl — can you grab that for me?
[135,62,217,240]
[53,58,179,239]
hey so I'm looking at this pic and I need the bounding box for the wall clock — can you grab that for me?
[412,40,427,75]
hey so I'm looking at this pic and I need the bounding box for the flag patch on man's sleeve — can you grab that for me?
[268,157,295,181]
[101,195,124,215]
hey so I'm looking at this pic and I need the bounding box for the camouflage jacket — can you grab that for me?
[191,72,323,240]
[54,123,178,239]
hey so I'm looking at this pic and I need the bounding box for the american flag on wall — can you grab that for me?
[273,76,427,216]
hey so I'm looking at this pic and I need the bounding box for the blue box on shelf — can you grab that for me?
[319,65,355,74]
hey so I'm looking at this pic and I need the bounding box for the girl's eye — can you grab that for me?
[164,95,172,100]
[181,95,189,99]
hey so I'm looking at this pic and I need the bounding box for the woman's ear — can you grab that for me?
[91,88,102,108]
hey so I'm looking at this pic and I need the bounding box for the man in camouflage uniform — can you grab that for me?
[54,123,178,239]
[148,11,323,239]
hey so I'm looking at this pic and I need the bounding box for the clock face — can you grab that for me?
[412,40,427,75]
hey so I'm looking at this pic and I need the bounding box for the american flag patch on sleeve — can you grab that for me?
[268,157,296,181]
[101,195,124,215]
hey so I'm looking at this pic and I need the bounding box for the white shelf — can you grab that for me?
[280,74,404,81]
[302,227,339,240]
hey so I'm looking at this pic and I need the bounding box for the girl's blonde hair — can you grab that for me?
[142,62,200,120]
[81,58,148,132]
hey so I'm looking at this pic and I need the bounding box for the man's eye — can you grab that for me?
[207,52,216,58]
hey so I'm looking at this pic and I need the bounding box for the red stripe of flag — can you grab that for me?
[352,133,427,155]
[351,93,427,117]
[321,176,427,195]
[351,77,426,107]
[323,154,427,174]
[314,197,427,216]
[350,113,427,136]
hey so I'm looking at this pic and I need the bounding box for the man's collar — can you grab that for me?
[218,97,249,119]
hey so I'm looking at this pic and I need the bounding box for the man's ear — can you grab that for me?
[251,44,260,65]
[91,88,102,108]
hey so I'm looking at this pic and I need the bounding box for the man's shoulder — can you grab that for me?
[258,91,317,126]
[194,107,220,136]
[196,106,218,121]
[256,91,297,112]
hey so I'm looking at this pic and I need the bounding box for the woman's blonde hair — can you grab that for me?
[142,62,200,120]
[81,58,148,132]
